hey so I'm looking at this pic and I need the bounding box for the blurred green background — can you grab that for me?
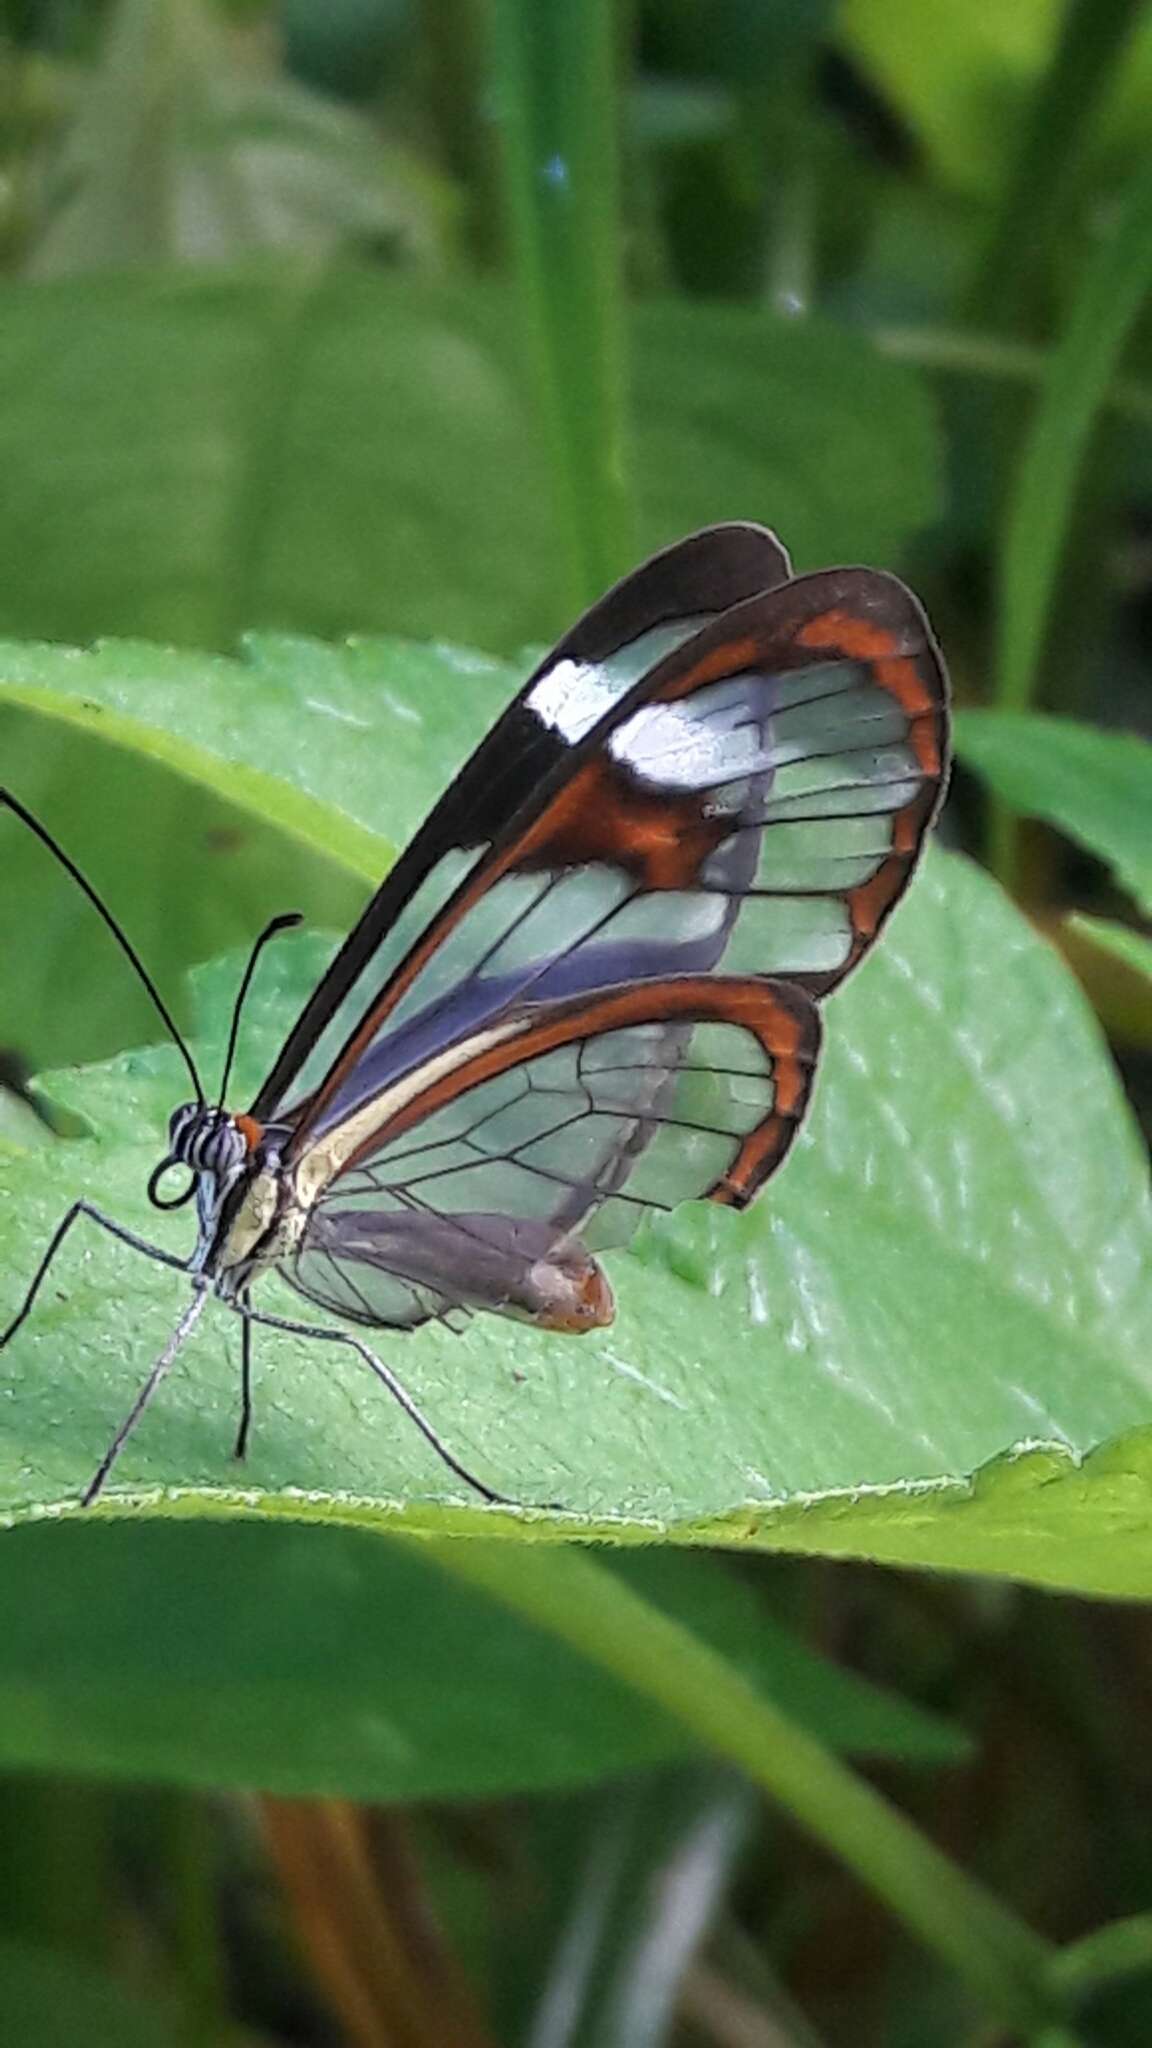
[0,1,1151,2043]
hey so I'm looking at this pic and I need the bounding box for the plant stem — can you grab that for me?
[872,325,1152,430]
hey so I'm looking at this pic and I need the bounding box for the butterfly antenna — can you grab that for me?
[217,912,303,1109]
[0,787,206,1105]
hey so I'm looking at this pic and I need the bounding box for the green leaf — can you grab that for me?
[0,844,1143,1555]
[0,632,507,871]
[957,710,1152,915]
[0,628,515,1068]
[0,1088,53,1151]
[0,623,1128,2015]
[0,633,1148,1594]
[0,267,940,652]
[634,298,940,575]
[0,1527,960,1796]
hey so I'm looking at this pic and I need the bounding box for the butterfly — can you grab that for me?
[0,523,949,1505]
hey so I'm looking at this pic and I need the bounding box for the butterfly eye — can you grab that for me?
[147,1157,197,1211]
[166,1101,201,1153]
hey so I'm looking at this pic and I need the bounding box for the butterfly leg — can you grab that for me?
[83,1282,211,1506]
[0,1200,188,1352]
[232,1310,254,1463]
[237,1301,515,1506]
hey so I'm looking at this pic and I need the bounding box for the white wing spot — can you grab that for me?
[528,658,618,743]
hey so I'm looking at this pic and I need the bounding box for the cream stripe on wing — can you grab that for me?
[292,1014,530,1211]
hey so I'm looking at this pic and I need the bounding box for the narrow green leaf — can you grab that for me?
[997,154,1152,719]
[487,0,633,612]
[968,0,1148,328]
[875,322,1152,432]
[1071,916,1152,986]
[609,1552,970,1766]
[157,1793,230,2048]
[497,1767,755,2048]
[1052,1913,1152,2006]
[957,710,1152,915]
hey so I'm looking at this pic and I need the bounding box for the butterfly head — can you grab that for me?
[168,1102,247,1176]
[148,1101,256,1218]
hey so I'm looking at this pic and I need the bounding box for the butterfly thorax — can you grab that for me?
[162,1101,304,1296]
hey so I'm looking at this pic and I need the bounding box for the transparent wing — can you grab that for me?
[277,563,946,1157]
[284,977,820,1333]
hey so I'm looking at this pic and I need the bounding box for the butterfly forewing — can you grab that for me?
[271,558,946,1161]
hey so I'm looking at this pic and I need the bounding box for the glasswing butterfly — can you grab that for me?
[0,523,950,1506]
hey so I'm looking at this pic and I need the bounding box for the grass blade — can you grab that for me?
[486,0,634,619]
[993,153,1152,882]
[968,0,1147,330]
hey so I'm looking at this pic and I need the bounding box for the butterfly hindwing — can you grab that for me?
[287,976,820,1332]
